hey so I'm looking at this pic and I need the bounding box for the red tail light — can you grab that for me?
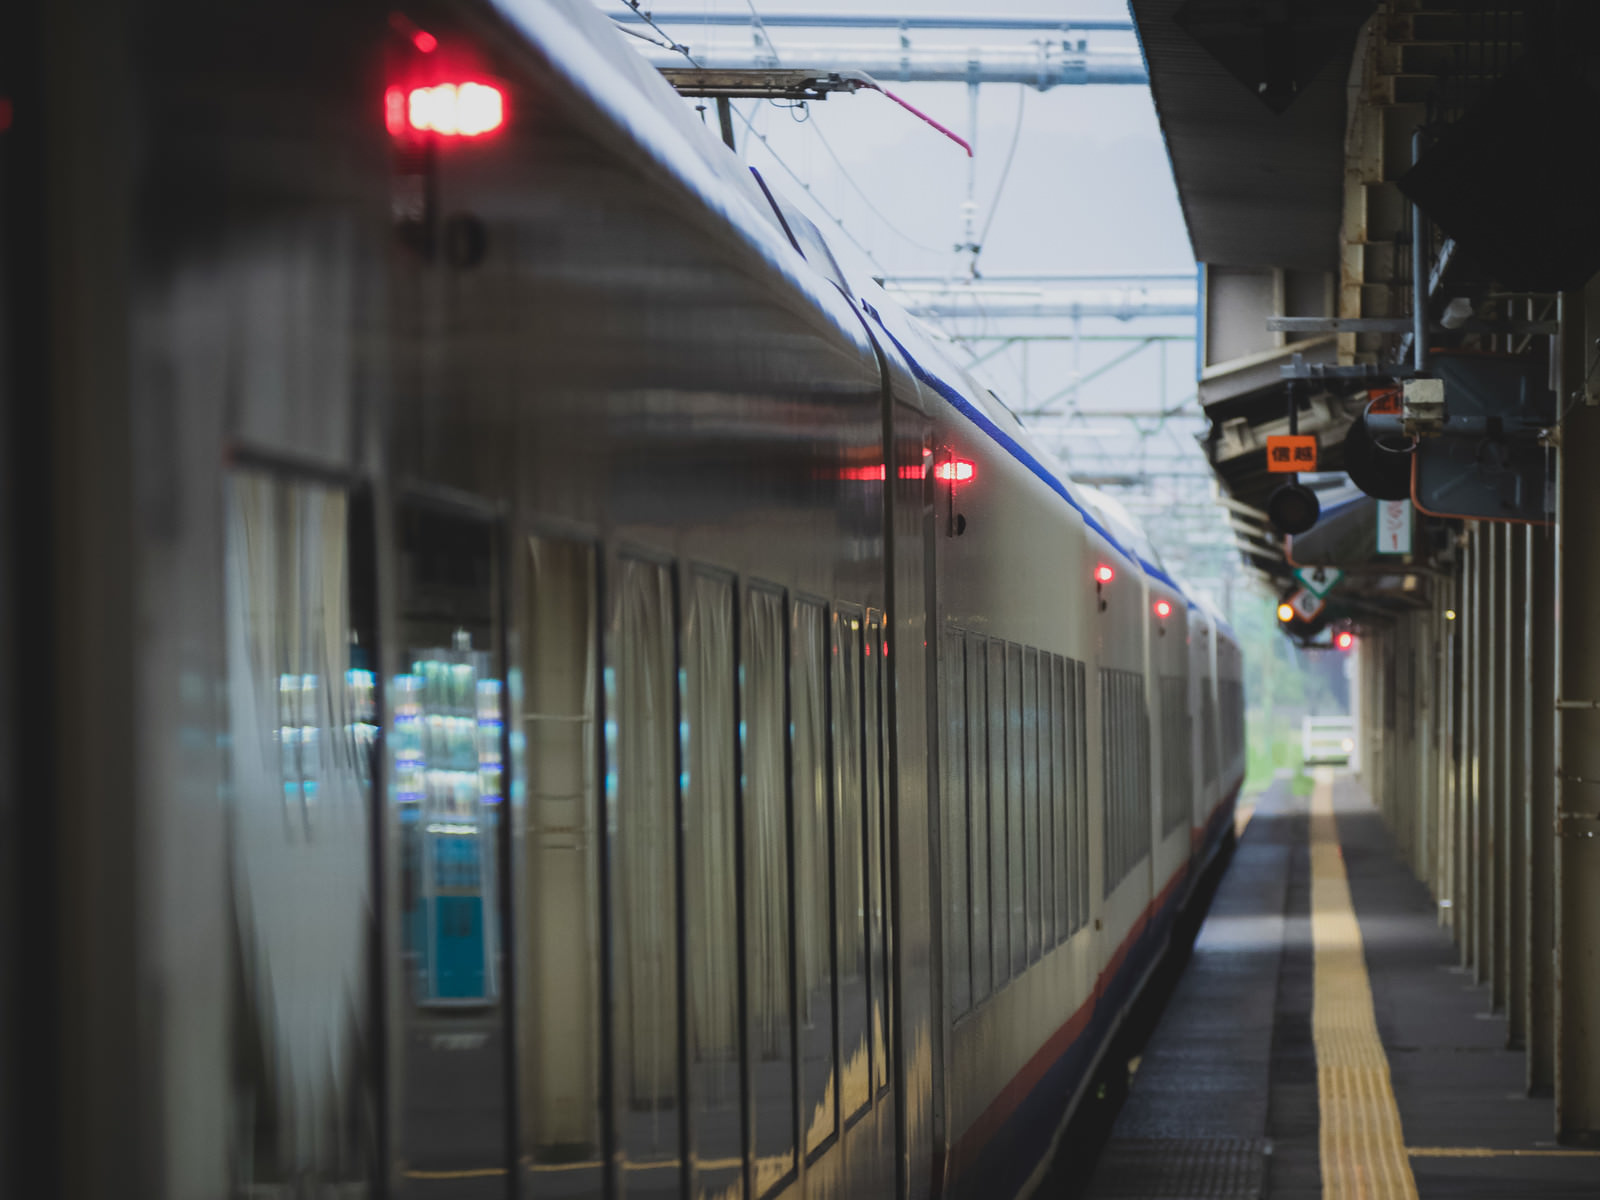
[840,464,887,482]
[1094,564,1115,585]
[935,459,976,483]
[387,81,505,138]
[1154,599,1172,619]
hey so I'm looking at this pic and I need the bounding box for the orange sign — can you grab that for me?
[1266,435,1318,473]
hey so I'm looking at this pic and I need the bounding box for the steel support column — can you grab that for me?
[1505,523,1527,1044]
[1554,282,1600,1141]
[1527,524,1556,1092]
[1440,575,1459,929]
[1489,520,1507,1012]
[1461,527,1478,967]
[1468,523,1486,971]
[1477,521,1497,987]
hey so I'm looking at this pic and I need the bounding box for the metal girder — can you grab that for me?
[636,43,1148,87]
[885,271,1195,285]
[1267,316,1559,335]
[659,68,859,100]
[900,292,1197,321]
[611,11,1136,32]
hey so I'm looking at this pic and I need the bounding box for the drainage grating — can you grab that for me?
[1086,1136,1268,1199]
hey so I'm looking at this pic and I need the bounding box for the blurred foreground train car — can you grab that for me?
[0,0,1244,1196]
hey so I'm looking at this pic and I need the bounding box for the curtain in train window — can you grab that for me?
[864,611,891,1096]
[607,557,681,1191]
[393,504,509,1184]
[1101,669,1122,895]
[1075,662,1090,928]
[223,471,376,1191]
[683,570,740,1200]
[985,639,1008,985]
[1160,676,1191,835]
[1005,643,1026,977]
[793,599,836,1155]
[1036,650,1055,951]
[744,586,796,1195]
[943,629,971,1017]
[1022,647,1041,962]
[518,536,603,1197]
[966,636,991,1003]
[1201,687,1218,789]
[831,610,870,1122]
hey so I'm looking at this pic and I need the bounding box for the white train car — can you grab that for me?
[0,0,1245,1196]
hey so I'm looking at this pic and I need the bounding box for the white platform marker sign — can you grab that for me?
[1377,499,1412,555]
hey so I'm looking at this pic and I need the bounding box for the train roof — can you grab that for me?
[499,0,1188,597]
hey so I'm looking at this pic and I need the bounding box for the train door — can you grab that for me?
[392,500,514,1197]
[889,408,937,1199]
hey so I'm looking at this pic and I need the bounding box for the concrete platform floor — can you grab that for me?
[1078,772,1600,1199]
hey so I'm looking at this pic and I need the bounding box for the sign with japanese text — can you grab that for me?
[1377,499,1412,555]
[1266,435,1318,473]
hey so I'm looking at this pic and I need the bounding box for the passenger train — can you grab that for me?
[0,0,1244,1196]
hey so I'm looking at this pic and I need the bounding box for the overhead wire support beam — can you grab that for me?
[883,270,1197,286]
[609,11,1136,33]
[899,292,1198,320]
[635,43,1149,87]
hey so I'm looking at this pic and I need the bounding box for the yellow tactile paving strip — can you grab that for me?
[1310,772,1421,1200]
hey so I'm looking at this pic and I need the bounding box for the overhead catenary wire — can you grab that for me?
[740,0,957,258]
[974,86,1028,269]
[807,119,952,256]
[616,0,698,63]
[609,1,898,278]
[728,103,896,278]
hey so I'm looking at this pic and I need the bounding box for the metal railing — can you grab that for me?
[1303,715,1356,765]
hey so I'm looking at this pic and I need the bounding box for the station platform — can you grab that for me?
[1078,771,1600,1200]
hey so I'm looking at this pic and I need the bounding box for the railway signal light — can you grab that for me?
[387,81,505,138]
[935,458,976,483]
[1277,602,1295,623]
[1336,631,1355,651]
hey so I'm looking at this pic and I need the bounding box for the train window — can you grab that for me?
[794,599,836,1156]
[1022,647,1041,963]
[1050,656,1069,940]
[1062,659,1075,940]
[865,611,892,1098]
[683,570,741,1199]
[966,634,992,1004]
[744,585,797,1195]
[1201,686,1218,789]
[1006,643,1026,978]
[1100,667,1151,895]
[1068,662,1081,934]
[518,536,603,1195]
[832,610,870,1123]
[1075,662,1090,928]
[943,628,971,1017]
[1160,675,1191,835]
[1045,653,1059,948]
[1101,670,1120,894]
[607,557,682,1190]
[392,502,511,1185]
[985,639,1009,984]
[223,472,378,1192]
